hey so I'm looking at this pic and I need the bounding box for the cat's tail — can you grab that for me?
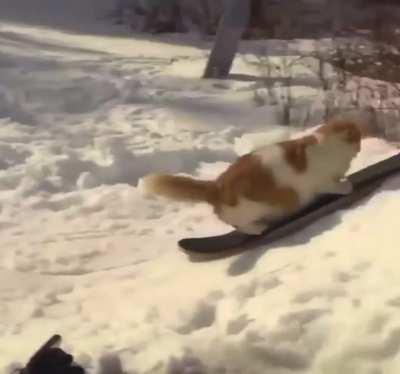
[140,174,219,205]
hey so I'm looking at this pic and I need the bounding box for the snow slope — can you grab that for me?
[1,2,400,374]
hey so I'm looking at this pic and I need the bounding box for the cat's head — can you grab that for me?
[316,120,362,152]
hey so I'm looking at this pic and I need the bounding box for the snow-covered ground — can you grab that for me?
[1,2,400,374]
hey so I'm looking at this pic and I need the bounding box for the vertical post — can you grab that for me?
[203,0,251,79]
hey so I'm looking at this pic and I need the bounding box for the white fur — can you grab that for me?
[218,197,284,235]
[256,138,357,203]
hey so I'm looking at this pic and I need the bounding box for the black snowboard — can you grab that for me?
[179,153,400,256]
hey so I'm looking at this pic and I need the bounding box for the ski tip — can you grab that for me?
[178,230,250,254]
[178,237,214,253]
[178,239,251,262]
[177,238,192,251]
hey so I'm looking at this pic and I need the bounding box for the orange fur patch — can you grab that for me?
[214,154,300,213]
[278,135,317,173]
[143,174,218,204]
[318,120,361,141]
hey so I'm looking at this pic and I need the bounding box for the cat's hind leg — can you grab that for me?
[219,199,274,235]
[236,221,269,235]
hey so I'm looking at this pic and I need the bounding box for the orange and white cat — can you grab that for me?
[141,120,362,234]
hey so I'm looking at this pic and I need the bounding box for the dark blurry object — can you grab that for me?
[243,0,269,39]
[142,0,186,33]
[110,0,137,25]
[16,335,85,374]
[203,0,250,79]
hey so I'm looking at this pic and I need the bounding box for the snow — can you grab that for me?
[1,1,400,374]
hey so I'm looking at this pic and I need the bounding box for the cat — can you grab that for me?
[141,120,362,234]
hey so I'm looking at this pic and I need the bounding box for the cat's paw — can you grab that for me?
[237,222,268,235]
[335,179,353,195]
[323,179,353,195]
